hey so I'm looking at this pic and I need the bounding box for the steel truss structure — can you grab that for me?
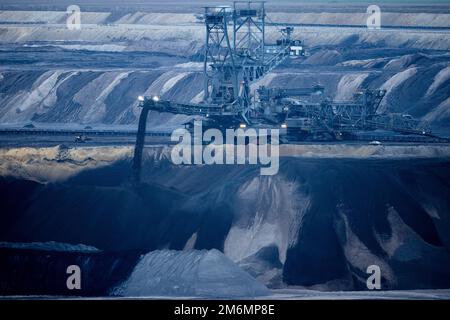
[138,1,443,143]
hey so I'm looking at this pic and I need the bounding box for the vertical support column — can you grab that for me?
[203,6,237,104]
[132,102,152,185]
[203,7,210,102]
[261,2,265,66]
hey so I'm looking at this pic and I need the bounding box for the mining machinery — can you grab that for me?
[140,1,305,129]
[136,1,438,143]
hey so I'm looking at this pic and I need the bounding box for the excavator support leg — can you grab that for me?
[132,104,151,185]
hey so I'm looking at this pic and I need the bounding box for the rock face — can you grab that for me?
[0,8,449,130]
[1,3,450,295]
[0,244,140,296]
[0,244,269,298]
[113,249,271,298]
[1,50,449,129]
[1,147,450,291]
